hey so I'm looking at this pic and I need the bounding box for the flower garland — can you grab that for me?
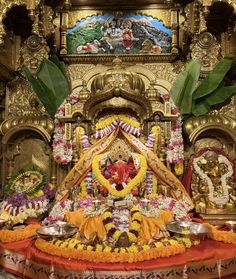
[1,169,56,225]
[52,90,81,165]
[145,126,160,195]
[193,153,232,206]
[150,196,190,221]
[209,225,236,244]
[75,126,90,154]
[166,118,184,172]
[35,236,199,263]
[0,224,40,243]
[0,198,49,225]
[5,168,46,196]
[95,114,140,139]
[43,200,73,225]
[92,153,147,198]
[103,205,141,243]
[163,94,184,175]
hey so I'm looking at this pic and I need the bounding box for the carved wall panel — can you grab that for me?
[6,77,45,118]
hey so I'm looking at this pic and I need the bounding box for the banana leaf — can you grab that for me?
[23,57,71,118]
[193,58,232,100]
[192,84,236,116]
[37,59,70,108]
[22,65,57,118]
[49,55,70,85]
[170,60,201,115]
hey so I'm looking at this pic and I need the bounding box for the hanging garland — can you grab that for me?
[145,126,160,195]
[95,114,140,139]
[103,205,141,243]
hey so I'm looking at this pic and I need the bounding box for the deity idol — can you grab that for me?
[47,115,193,253]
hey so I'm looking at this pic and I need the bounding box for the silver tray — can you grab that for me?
[166,221,211,239]
[36,222,77,239]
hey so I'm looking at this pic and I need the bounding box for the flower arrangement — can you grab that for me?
[0,224,40,243]
[35,235,199,263]
[1,168,56,225]
[95,114,140,139]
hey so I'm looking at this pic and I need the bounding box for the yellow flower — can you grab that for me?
[113,230,122,241]
[169,239,178,246]
[181,237,192,248]
[127,245,138,253]
[119,248,126,253]
[142,245,150,250]
[155,242,164,248]
[130,221,141,231]
[105,223,115,232]
[103,211,112,219]
[96,244,103,252]
[87,245,93,251]
[127,232,137,243]
[132,212,142,221]
[103,246,112,252]
[76,244,84,250]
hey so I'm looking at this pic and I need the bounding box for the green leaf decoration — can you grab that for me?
[22,65,57,118]
[37,59,70,108]
[49,55,70,84]
[170,60,201,115]
[5,167,47,196]
[23,57,71,118]
[192,84,236,116]
[193,58,232,100]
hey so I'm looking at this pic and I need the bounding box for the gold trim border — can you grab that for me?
[61,54,179,64]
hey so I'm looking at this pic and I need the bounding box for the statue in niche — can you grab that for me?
[191,150,236,213]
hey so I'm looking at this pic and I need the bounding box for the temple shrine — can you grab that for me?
[0,0,236,278]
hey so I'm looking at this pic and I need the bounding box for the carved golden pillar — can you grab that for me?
[171,9,179,53]
[60,0,71,54]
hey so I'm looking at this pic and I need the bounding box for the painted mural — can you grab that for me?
[67,14,172,55]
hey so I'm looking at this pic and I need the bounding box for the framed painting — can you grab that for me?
[61,10,179,63]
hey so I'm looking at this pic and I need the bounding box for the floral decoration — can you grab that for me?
[103,205,141,244]
[43,200,73,225]
[0,168,56,225]
[95,114,140,139]
[193,153,233,206]
[92,153,147,198]
[0,224,41,243]
[209,225,236,244]
[35,235,199,263]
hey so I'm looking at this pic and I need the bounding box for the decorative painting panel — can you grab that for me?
[67,14,172,55]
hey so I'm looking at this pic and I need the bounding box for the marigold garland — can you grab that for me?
[96,115,140,130]
[103,205,141,243]
[0,224,40,243]
[92,153,147,198]
[35,236,198,263]
[209,226,236,244]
